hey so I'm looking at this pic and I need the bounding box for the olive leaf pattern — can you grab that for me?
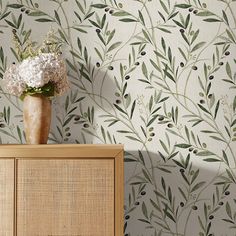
[0,0,236,235]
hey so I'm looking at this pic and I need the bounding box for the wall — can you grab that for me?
[0,0,236,235]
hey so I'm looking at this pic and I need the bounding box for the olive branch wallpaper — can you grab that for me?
[0,0,236,235]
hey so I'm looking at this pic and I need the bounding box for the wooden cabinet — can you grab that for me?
[0,144,123,236]
[0,160,14,236]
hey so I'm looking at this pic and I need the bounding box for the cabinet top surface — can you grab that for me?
[0,144,123,149]
[0,144,123,158]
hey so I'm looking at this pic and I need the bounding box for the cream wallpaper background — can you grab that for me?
[0,0,236,235]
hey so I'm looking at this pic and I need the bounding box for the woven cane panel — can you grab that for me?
[0,160,14,236]
[17,159,114,236]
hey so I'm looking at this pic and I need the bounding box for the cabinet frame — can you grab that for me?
[0,144,124,236]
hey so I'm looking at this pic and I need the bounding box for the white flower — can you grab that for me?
[2,53,69,97]
[1,64,26,96]
[19,53,66,88]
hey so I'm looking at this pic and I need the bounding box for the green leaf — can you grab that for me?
[178,187,187,201]
[138,218,150,224]
[160,0,169,14]
[191,42,206,52]
[97,32,106,45]
[35,18,54,22]
[84,11,95,20]
[108,120,119,127]
[114,104,127,115]
[63,115,74,127]
[119,18,137,22]
[161,37,166,52]
[65,96,69,111]
[138,150,145,165]
[75,0,85,14]
[226,169,235,183]
[84,47,88,63]
[28,11,47,16]
[142,62,148,78]
[7,4,23,8]
[185,14,190,28]
[150,59,161,72]
[191,169,199,184]
[107,42,122,52]
[147,115,158,127]
[101,126,106,142]
[198,104,211,115]
[20,82,55,100]
[165,211,176,222]
[77,37,82,51]
[91,4,107,9]
[233,96,236,112]
[79,67,91,83]
[0,11,11,20]
[117,130,132,134]
[164,68,175,83]
[142,29,152,43]
[226,202,232,219]
[0,47,3,63]
[88,19,100,28]
[54,10,61,25]
[56,126,63,138]
[175,144,191,148]
[196,11,214,16]
[157,27,171,34]
[223,150,229,165]
[150,199,161,212]
[124,158,137,162]
[196,151,214,156]
[5,20,16,28]
[178,47,187,61]
[107,29,115,44]
[17,14,22,28]
[168,47,172,63]
[214,100,220,119]
[112,11,130,17]
[203,18,222,22]
[191,181,206,192]
[101,14,106,28]
[167,12,177,21]
[173,19,185,28]
[138,10,145,25]
[210,136,225,142]
[226,29,235,43]
[226,62,232,79]
[58,29,68,43]
[130,100,136,119]
[203,158,222,162]
[142,169,152,183]
[17,126,22,143]
[191,29,199,44]
[222,10,229,25]
[175,4,191,8]
[160,140,169,154]
[66,59,77,72]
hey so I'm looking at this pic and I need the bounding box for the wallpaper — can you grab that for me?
[0,0,236,235]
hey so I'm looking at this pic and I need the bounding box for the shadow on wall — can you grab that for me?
[123,150,235,236]
[46,60,235,236]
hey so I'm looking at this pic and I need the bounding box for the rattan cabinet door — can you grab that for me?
[17,159,114,236]
[0,160,14,236]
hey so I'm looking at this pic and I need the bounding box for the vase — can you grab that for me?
[23,94,51,144]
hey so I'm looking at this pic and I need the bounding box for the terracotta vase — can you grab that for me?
[23,94,51,144]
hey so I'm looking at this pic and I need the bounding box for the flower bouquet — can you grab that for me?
[1,30,69,144]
